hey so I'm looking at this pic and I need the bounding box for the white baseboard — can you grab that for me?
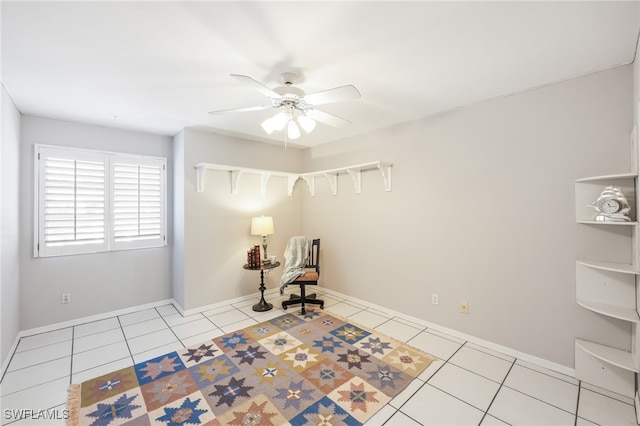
[178,294,260,317]
[18,298,178,337]
[315,287,576,378]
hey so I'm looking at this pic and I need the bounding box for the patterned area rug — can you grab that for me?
[68,309,435,425]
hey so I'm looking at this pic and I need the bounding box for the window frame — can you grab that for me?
[34,144,167,258]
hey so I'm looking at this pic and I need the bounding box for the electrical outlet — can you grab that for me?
[61,293,71,304]
[431,294,439,305]
[460,301,469,314]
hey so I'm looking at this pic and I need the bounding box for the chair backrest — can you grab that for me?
[307,239,320,275]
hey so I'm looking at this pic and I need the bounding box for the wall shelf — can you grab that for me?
[575,173,638,183]
[575,339,636,397]
[576,259,639,274]
[575,174,637,223]
[576,261,639,322]
[576,300,640,323]
[574,141,640,398]
[576,339,638,373]
[195,161,392,196]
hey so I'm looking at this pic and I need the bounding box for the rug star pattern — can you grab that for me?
[70,311,435,426]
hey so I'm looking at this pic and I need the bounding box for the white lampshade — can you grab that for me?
[261,112,289,135]
[272,112,289,131]
[251,216,274,235]
[297,114,316,133]
[260,117,276,135]
[287,120,301,139]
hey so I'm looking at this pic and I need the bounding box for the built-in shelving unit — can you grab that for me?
[574,168,640,398]
[195,161,392,196]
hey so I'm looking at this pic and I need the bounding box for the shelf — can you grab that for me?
[576,261,638,323]
[576,299,640,323]
[300,161,393,195]
[575,339,638,372]
[576,259,639,274]
[575,173,638,183]
[577,220,638,226]
[195,163,297,195]
[195,161,392,196]
[575,339,636,397]
[575,175,636,222]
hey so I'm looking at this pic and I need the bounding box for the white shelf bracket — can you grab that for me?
[301,175,315,196]
[324,173,338,196]
[196,164,207,193]
[347,168,362,194]
[260,172,271,196]
[287,175,300,196]
[378,163,392,192]
[229,169,243,195]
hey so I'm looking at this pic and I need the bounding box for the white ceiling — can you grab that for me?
[2,1,639,148]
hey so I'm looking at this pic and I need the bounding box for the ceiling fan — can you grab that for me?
[209,73,361,140]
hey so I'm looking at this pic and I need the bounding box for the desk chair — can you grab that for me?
[282,238,324,315]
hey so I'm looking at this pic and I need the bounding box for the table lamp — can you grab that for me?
[251,216,274,263]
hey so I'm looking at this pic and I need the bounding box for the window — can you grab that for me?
[35,145,166,257]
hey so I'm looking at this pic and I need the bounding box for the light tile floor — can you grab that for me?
[0,291,637,425]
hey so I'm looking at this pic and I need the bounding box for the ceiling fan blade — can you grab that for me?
[306,108,352,129]
[208,105,273,115]
[230,74,280,98]
[303,85,361,106]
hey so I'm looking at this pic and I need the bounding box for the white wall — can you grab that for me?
[301,65,633,368]
[174,129,305,312]
[1,84,21,366]
[18,116,174,329]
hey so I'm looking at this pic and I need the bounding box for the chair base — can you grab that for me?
[282,293,324,315]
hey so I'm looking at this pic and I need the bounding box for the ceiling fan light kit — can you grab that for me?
[297,114,316,133]
[210,72,360,142]
[260,111,288,135]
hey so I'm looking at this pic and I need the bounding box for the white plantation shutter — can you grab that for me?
[35,146,166,257]
[111,157,166,250]
[37,148,108,256]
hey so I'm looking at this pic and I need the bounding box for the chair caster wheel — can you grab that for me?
[282,304,287,310]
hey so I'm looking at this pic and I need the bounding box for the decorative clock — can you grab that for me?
[589,186,631,222]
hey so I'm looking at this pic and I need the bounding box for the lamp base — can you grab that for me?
[261,237,269,263]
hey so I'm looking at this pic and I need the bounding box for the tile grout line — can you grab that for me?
[116,315,136,367]
[155,306,187,349]
[501,377,580,418]
[579,383,635,406]
[514,361,578,387]
[574,382,581,426]
[477,357,516,425]
[68,326,75,385]
[390,341,467,420]
[419,342,517,420]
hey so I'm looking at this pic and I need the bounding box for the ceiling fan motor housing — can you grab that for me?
[280,72,297,85]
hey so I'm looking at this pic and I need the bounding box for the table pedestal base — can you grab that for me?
[252,300,273,312]
[252,268,273,312]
